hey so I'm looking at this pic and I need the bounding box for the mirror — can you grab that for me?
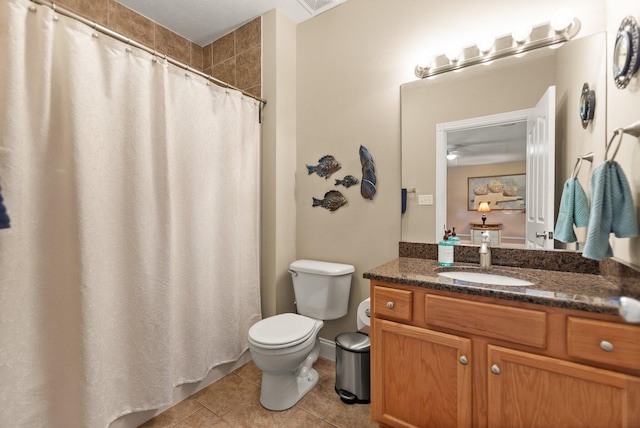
[401,32,607,249]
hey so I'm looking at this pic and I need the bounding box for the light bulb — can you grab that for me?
[551,8,574,32]
[447,152,458,160]
[476,34,494,54]
[418,56,434,69]
[445,46,461,62]
[512,24,532,44]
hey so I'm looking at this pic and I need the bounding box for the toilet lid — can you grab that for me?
[249,313,317,347]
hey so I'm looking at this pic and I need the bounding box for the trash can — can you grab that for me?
[334,332,370,404]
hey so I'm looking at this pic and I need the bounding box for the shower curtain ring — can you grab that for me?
[51,2,59,20]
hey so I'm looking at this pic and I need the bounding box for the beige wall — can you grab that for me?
[447,162,526,245]
[261,11,298,319]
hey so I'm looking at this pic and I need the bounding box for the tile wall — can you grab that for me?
[53,0,261,97]
[203,19,262,97]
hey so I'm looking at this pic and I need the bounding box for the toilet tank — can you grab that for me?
[289,260,354,320]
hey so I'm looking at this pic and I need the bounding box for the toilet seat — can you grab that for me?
[249,313,318,349]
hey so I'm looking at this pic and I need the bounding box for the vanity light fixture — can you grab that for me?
[446,151,458,160]
[414,13,580,79]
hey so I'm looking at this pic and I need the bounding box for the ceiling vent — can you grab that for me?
[297,0,346,15]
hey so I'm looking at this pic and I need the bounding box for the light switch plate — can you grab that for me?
[418,194,433,205]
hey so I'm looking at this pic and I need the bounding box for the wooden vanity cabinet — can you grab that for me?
[370,280,640,428]
[373,318,472,428]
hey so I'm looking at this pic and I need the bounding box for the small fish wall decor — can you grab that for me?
[306,155,341,179]
[359,145,377,200]
[312,190,348,212]
[334,175,359,188]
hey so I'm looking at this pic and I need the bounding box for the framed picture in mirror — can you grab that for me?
[468,174,526,211]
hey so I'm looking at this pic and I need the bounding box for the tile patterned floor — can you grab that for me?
[139,357,378,428]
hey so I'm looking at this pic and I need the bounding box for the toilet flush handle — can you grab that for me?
[288,269,298,277]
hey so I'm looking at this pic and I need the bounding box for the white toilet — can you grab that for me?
[248,259,354,411]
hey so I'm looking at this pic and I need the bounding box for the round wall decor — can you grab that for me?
[613,16,640,89]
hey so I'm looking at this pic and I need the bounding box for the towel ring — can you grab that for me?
[571,152,594,179]
[605,129,625,163]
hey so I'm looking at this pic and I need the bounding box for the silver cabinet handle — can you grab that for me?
[459,355,468,365]
[600,340,614,352]
[386,301,394,309]
[535,231,547,239]
[491,364,501,375]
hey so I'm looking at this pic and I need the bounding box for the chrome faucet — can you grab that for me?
[479,231,491,268]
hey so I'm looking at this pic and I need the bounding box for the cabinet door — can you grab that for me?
[487,345,640,428]
[372,319,472,428]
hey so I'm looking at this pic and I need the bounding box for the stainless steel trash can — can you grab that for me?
[334,332,370,404]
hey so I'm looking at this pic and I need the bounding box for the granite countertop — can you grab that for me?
[364,257,624,316]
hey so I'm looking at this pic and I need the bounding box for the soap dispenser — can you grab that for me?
[438,230,454,266]
[449,227,461,245]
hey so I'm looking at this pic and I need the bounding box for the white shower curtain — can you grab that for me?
[0,0,262,426]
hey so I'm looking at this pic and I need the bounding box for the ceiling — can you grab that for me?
[447,121,527,167]
[117,0,346,46]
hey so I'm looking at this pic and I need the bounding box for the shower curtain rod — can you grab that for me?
[29,0,268,107]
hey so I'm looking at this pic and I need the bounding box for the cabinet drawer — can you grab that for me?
[373,286,413,322]
[567,317,640,370]
[425,295,547,348]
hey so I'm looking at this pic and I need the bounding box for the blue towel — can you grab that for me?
[0,181,9,229]
[582,161,638,260]
[554,178,589,243]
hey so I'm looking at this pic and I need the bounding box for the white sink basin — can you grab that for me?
[438,271,534,287]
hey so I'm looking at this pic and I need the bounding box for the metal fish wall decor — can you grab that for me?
[312,190,347,212]
[306,155,341,179]
[334,175,359,188]
[359,145,376,200]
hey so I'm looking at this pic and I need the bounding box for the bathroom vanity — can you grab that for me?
[365,247,640,428]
